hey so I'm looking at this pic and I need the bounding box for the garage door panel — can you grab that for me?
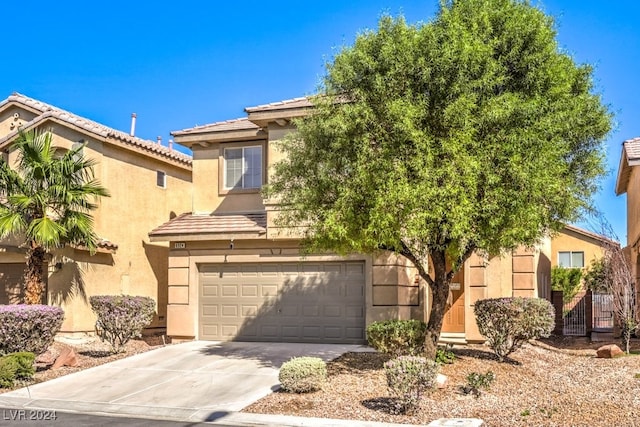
[323,306,341,317]
[199,261,366,343]
[202,285,218,297]
[221,325,238,338]
[261,285,278,297]
[346,328,365,339]
[241,305,258,317]
[221,305,238,317]
[201,304,218,316]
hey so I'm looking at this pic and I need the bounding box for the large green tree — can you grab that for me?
[0,130,109,304]
[267,0,611,357]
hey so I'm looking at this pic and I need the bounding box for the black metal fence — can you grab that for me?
[552,290,614,336]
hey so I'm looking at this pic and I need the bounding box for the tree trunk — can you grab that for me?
[423,249,451,359]
[23,244,46,305]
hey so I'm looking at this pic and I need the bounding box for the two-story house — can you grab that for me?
[0,93,193,334]
[150,97,551,344]
[615,136,640,303]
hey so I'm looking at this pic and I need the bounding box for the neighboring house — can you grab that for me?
[150,97,551,344]
[551,225,613,271]
[0,93,193,334]
[615,136,640,302]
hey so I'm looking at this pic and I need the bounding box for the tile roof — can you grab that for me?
[615,137,640,195]
[172,117,261,136]
[562,224,618,246]
[97,239,119,251]
[0,93,191,166]
[623,137,640,160]
[149,212,267,238]
[245,97,313,113]
[71,238,118,253]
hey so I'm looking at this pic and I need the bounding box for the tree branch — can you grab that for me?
[446,243,476,282]
[398,240,435,288]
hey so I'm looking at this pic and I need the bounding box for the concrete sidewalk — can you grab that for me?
[0,341,367,423]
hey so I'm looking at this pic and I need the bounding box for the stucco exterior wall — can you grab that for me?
[0,105,193,333]
[625,166,640,305]
[550,228,606,269]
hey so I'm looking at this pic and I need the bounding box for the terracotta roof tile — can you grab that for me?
[623,137,640,161]
[172,118,261,136]
[245,97,313,113]
[562,224,618,246]
[616,137,640,195]
[149,212,267,237]
[1,93,191,166]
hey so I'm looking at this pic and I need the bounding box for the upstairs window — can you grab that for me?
[224,146,262,190]
[156,170,166,188]
[558,251,584,268]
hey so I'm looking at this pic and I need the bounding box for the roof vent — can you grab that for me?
[130,113,137,137]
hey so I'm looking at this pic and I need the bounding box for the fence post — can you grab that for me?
[551,291,564,335]
[585,290,593,336]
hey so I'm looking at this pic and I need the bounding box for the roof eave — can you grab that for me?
[149,231,267,242]
[172,128,267,147]
[246,107,311,127]
[0,114,192,171]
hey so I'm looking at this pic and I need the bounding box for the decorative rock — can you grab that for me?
[596,344,624,358]
[35,349,58,365]
[436,373,448,389]
[52,346,78,369]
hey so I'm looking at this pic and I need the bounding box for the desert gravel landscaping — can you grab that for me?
[0,336,163,394]
[244,338,640,426]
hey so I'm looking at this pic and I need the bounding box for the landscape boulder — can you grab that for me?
[436,373,448,389]
[52,346,78,369]
[596,344,624,359]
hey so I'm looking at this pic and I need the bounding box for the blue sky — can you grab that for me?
[2,1,637,243]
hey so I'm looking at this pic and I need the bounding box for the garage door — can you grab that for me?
[199,262,365,343]
[0,263,25,304]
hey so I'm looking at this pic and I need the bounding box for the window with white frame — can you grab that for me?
[156,170,166,188]
[224,146,262,190]
[558,251,584,268]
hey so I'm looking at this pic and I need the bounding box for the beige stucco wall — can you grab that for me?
[0,106,193,333]
[625,166,640,304]
[550,228,606,270]
[191,141,265,214]
[0,106,38,137]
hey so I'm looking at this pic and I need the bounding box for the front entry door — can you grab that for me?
[442,283,465,333]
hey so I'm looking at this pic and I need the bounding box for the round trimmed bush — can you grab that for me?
[0,304,64,355]
[384,355,439,413]
[474,297,554,361]
[90,295,156,353]
[366,319,426,356]
[279,357,327,393]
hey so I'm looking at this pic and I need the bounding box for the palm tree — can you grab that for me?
[0,130,109,304]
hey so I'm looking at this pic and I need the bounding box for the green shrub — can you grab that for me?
[435,345,455,365]
[279,357,327,393]
[551,266,583,307]
[90,295,156,353]
[461,370,495,398]
[384,355,438,414]
[0,305,64,355]
[0,352,35,388]
[366,320,426,356]
[474,297,554,361]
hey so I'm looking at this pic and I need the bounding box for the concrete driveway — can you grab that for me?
[0,341,364,423]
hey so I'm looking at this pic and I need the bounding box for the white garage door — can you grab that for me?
[199,261,365,343]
